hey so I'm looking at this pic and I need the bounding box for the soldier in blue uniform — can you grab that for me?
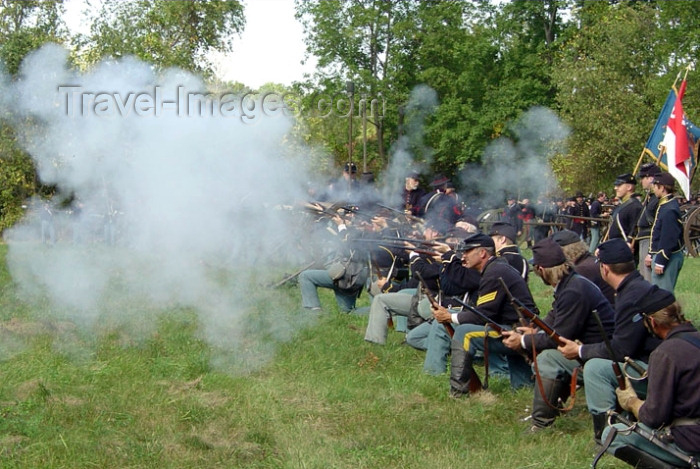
[607,173,642,244]
[646,172,684,293]
[634,163,662,281]
[502,237,614,432]
[558,238,662,443]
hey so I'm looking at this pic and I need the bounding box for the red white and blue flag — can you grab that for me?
[660,79,695,200]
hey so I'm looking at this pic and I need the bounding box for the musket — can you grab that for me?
[414,273,485,394]
[375,203,424,223]
[269,261,316,289]
[447,296,509,334]
[415,270,482,394]
[557,214,611,224]
[413,271,455,338]
[352,239,442,257]
[379,236,447,246]
[591,309,625,390]
[498,277,584,365]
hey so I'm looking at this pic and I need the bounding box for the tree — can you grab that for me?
[80,0,245,75]
[551,1,697,192]
[0,0,67,230]
[295,0,421,173]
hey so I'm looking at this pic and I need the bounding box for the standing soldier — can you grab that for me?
[567,191,590,241]
[607,174,642,246]
[402,172,425,217]
[635,163,662,282]
[646,172,684,293]
[588,192,606,253]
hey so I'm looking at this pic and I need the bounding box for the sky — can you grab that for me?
[63,0,317,88]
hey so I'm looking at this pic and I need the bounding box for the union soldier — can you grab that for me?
[558,238,662,443]
[607,173,642,245]
[567,191,590,240]
[502,238,614,432]
[601,291,700,468]
[646,172,684,293]
[635,163,662,281]
[428,233,538,396]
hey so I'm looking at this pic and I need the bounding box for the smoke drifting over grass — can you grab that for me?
[459,106,570,207]
[1,44,315,373]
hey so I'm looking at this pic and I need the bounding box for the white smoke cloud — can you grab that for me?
[459,106,570,208]
[1,44,317,372]
[381,84,438,205]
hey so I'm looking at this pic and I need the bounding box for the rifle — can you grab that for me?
[413,271,454,338]
[591,309,625,390]
[375,203,424,223]
[415,273,483,394]
[447,296,509,334]
[498,277,584,366]
[353,239,442,257]
[269,261,316,288]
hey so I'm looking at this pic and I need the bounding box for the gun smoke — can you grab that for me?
[0,44,317,373]
[459,106,570,207]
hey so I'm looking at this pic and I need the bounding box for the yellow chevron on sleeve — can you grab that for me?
[476,291,497,306]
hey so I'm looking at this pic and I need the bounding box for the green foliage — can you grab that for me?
[79,0,245,75]
[0,0,67,74]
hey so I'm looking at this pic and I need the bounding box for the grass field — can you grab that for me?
[0,243,697,468]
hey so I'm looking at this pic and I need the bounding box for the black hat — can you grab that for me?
[406,172,420,180]
[446,227,471,240]
[575,191,584,198]
[632,286,676,322]
[506,194,516,201]
[459,233,495,252]
[488,222,517,242]
[652,172,675,187]
[430,175,450,188]
[424,218,449,236]
[344,162,358,173]
[614,173,636,186]
[596,238,633,264]
[551,229,581,247]
[638,163,661,178]
[531,237,567,268]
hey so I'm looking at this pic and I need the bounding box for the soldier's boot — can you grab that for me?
[449,345,472,398]
[530,378,567,430]
[592,412,608,445]
[612,445,684,469]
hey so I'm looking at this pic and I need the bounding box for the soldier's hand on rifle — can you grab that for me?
[432,304,452,324]
[516,325,536,335]
[616,377,643,417]
[375,276,387,290]
[501,330,522,351]
[557,336,582,360]
[431,241,451,254]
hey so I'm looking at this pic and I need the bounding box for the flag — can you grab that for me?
[643,89,676,161]
[660,79,695,200]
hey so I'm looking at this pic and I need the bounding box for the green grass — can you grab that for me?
[0,243,697,468]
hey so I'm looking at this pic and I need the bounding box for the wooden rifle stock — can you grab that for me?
[414,273,481,393]
[498,277,585,366]
[591,309,625,390]
[414,271,454,338]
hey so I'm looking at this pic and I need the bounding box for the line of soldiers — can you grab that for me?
[294,166,696,468]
